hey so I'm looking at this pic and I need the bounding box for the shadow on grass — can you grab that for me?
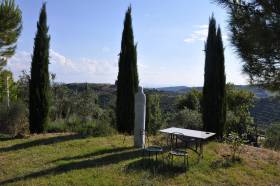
[0,134,84,153]
[0,148,142,185]
[125,158,187,177]
[0,137,15,142]
[50,146,134,163]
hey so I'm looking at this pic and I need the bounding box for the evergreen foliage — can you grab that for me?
[215,0,280,92]
[116,6,139,133]
[145,93,163,135]
[0,0,22,70]
[202,15,226,138]
[29,3,50,133]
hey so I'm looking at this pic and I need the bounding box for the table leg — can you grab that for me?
[200,140,203,159]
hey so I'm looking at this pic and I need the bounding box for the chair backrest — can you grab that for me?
[171,132,186,149]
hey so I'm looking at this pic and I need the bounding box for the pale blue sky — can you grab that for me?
[8,0,248,87]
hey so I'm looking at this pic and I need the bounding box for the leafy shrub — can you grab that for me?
[46,119,116,137]
[0,102,29,136]
[77,121,116,137]
[224,132,245,161]
[146,93,165,134]
[224,111,254,136]
[225,85,256,142]
[176,89,202,111]
[170,108,202,130]
[46,119,68,133]
[264,123,280,150]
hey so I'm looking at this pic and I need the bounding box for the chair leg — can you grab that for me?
[156,152,158,161]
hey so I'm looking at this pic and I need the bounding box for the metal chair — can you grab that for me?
[142,130,163,161]
[168,132,189,169]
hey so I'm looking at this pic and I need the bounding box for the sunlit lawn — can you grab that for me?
[0,133,280,186]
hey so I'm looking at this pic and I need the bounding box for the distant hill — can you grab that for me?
[156,85,274,98]
[156,86,191,93]
[251,97,280,128]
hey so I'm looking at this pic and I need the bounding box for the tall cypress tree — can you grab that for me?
[216,27,226,138]
[202,15,226,138]
[116,6,139,133]
[29,3,50,133]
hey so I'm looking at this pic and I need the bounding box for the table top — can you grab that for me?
[159,127,215,140]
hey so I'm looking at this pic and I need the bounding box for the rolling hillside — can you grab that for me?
[251,97,280,128]
[62,83,280,129]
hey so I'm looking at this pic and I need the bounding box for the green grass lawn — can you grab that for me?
[0,133,279,186]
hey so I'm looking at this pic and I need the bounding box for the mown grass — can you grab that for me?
[0,133,279,186]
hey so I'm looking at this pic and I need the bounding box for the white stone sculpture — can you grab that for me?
[134,86,146,148]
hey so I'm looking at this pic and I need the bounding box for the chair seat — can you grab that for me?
[170,149,188,156]
[144,146,163,153]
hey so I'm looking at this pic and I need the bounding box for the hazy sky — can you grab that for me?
[7,0,248,87]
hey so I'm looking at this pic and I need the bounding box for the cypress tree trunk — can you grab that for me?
[116,6,139,134]
[29,3,50,133]
[202,15,226,138]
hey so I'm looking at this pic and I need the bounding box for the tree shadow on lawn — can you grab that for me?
[50,146,134,163]
[0,134,85,153]
[125,158,187,177]
[0,148,143,185]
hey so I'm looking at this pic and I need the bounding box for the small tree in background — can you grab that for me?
[202,15,226,138]
[116,6,139,134]
[176,89,202,111]
[29,3,50,133]
[225,84,255,141]
[146,93,164,135]
[0,0,22,70]
[16,70,30,106]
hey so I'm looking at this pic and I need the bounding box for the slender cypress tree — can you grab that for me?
[203,15,217,133]
[29,3,50,133]
[116,6,139,133]
[202,15,226,138]
[216,27,226,138]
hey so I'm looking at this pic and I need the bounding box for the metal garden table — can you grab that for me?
[159,127,215,158]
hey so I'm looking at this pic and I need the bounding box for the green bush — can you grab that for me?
[176,89,202,111]
[170,108,202,130]
[46,119,68,133]
[264,123,280,150]
[0,102,29,136]
[77,121,116,137]
[46,119,116,137]
[146,93,165,135]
